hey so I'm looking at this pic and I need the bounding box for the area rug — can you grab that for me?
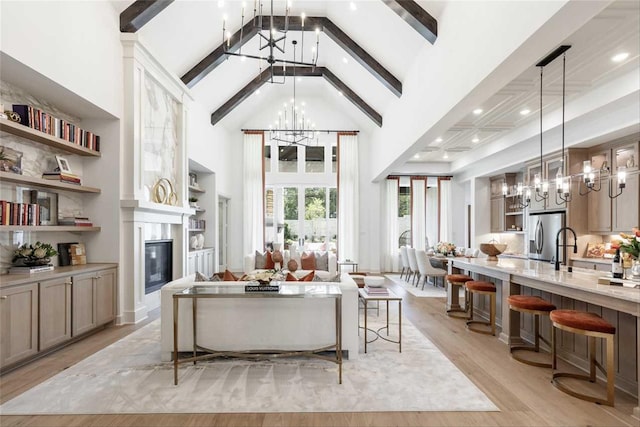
[386,274,464,298]
[0,310,497,414]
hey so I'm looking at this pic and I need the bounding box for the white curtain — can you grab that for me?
[439,178,452,243]
[338,133,359,262]
[384,178,399,272]
[426,186,438,248]
[411,178,426,250]
[243,132,264,256]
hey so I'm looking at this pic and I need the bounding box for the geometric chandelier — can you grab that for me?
[222,0,320,84]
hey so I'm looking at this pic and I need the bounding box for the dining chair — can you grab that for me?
[406,247,420,286]
[399,246,410,280]
[416,249,447,289]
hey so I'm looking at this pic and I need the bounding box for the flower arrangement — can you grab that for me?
[13,242,57,266]
[435,241,457,256]
[618,228,640,259]
[244,269,285,284]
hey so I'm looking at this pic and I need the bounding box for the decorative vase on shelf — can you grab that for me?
[631,259,640,280]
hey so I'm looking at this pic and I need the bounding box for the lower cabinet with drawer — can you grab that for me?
[0,264,117,371]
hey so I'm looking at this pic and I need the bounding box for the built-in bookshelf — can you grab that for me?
[0,171,100,193]
[0,118,100,157]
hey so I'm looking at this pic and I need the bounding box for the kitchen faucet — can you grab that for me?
[555,227,578,271]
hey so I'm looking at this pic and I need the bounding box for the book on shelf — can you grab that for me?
[41,171,81,184]
[8,264,54,274]
[364,285,388,295]
[0,200,41,226]
[11,104,100,152]
[58,216,93,227]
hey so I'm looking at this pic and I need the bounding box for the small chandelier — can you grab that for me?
[222,0,320,84]
[269,40,318,146]
[502,182,531,209]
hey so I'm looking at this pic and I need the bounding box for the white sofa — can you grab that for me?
[244,250,337,278]
[160,273,359,362]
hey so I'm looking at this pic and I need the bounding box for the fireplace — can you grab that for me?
[145,240,173,294]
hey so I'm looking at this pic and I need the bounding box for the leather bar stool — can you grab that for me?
[445,274,473,317]
[507,295,556,367]
[550,309,616,406]
[465,281,496,335]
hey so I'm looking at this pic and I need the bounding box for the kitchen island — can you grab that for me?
[449,257,640,417]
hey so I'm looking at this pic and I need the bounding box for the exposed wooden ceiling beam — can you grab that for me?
[120,0,174,33]
[320,68,383,127]
[210,66,382,127]
[182,21,259,88]
[381,0,438,44]
[183,16,402,97]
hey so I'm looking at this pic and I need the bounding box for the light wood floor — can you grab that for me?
[1,276,638,427]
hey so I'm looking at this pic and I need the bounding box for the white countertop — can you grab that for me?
[450,258,640,306]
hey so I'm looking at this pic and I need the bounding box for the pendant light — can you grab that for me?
[555,51,571,204]
[533,65,549,202]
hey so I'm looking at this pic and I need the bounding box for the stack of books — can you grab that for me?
[0,201,40,225]
[9,264,54,274]
[58,216,93,227]
[364,285,389,296]
[42,171,81,185]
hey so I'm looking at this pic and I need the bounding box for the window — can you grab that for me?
[264,145,271,173]
[305,188,327,243]
[332,146,337,173]
[305,147,324,173]
[278,145,297,172]
[398,185,411,247]
[283,187,299,244]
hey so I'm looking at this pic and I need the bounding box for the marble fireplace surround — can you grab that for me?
[120,200,192,324]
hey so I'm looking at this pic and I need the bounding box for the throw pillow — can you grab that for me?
[195,272,223,282]
[223,270,241,281]
[264,251,275,269]
[312,273,341,282]
[301,251,316,270]
[254,250,267,269]
[286,271,315,282]
[314,251,329,271]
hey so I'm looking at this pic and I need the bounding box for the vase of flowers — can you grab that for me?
[435,241,457,256]
[13,242,57,266]
[619,229,640,279]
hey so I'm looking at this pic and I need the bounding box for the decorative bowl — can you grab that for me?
[479,243,507,261]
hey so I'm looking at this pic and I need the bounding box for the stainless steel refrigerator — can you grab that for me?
[528,211,566,262]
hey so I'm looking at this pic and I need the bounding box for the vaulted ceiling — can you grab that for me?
[111,0,640,177]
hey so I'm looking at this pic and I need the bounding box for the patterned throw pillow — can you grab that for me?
[286,271,315,282]
[314,251,329,271]
[312,273,341,282]
[255,250,267,269]
[195,272,223,282]
[301,252,316,270]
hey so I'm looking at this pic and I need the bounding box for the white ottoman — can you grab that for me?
[364,276,385,287]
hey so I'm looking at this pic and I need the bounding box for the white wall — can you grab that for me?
[0,0,123,118]
[366,0,608,181]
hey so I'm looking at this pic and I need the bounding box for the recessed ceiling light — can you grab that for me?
[520,109,530,115]
[435,137,443,143]
[414,154,420,159]
[350,2,357,11]
[297,77,302,82]
[472,137,479,143]
[337,91,343,97]
[611,52,629,62]
[473,108,483,115]
[342,57,348,64]
[255,89,260,95]
[443,152,449,159]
